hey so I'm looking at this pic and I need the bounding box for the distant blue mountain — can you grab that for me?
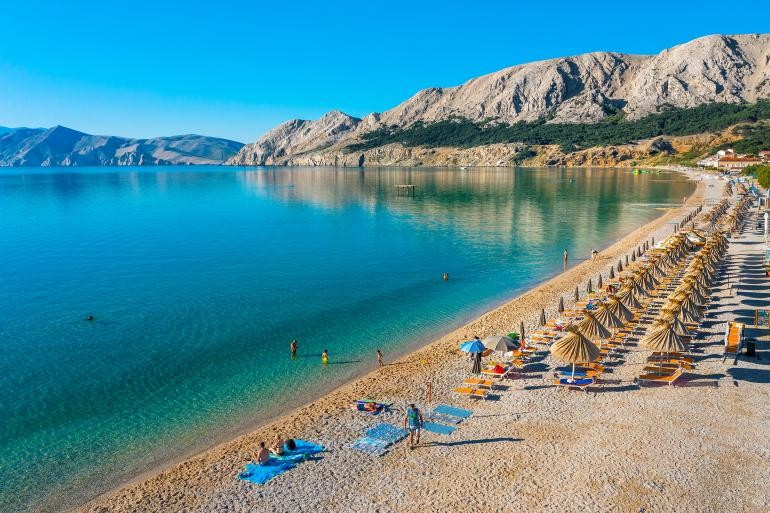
[0,125,244,166]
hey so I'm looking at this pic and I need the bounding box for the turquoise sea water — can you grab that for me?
[0,166,693,511]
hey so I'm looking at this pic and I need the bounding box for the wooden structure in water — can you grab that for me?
[396,184,416,197]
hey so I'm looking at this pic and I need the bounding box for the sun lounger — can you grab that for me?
[463,378,494,388]
[454,387,488,399]
[552,377,594,392]
[723,321,744,362]
[638,368,683,386]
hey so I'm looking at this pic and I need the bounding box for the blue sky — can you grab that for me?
[0,1,767,142]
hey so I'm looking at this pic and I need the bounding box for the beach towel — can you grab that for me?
[350,436,391,456]
[350,423,410,457]
[366,423,409,444]
[433,404,473,419]
[237,440,325,484]
[238,460,296,485]
[422,421,456,435]
[558,378,594,386]
[428,411,463,425]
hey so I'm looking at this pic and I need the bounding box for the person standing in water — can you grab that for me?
[442,272,449,281]
[563,248,568,265]
[321,349,329,365]
[290,339,298,359]
[377,349,384,367]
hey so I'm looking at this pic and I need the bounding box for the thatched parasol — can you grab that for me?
[597,274,603,290]
[606,295,634,323]
[539,308,547,326]
[551,326,601,380]
[558,296,565,314]
[576,310,612,342]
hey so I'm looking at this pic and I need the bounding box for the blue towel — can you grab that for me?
[558,378,594,386]
[556,368,587,377]
[237,440,324,484]
[428,411,463,425]
[433,404,473,419]
[238,460,296,484]
[422,421,456,435]
[366,423,409,444]
[350,436,390,456]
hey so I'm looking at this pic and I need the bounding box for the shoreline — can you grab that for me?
[73,169,708,513]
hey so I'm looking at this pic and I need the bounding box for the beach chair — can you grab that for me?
[723,321,744,362]
[638,367,684,387]
[463,378,494,389]
[454,387,488,399]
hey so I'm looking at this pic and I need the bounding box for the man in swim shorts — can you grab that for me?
[403,403,423,449]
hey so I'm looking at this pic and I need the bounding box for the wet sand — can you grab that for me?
[75,171,769,513]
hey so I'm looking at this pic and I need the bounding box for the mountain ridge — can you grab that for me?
[0,126,243,167]
[228,33,770,166]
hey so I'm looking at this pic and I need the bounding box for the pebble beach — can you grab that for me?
[74,170,770,513]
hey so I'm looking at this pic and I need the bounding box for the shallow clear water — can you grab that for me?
[0,166,693,511]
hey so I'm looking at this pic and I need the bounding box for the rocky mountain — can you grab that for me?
[228,33,770,166]
[0,126,243,167]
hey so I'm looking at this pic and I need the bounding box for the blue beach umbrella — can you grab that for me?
[459,340,486,353]
[459,339,486,374]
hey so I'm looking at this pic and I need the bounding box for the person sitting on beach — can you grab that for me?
[270,434,285,456]
[254,442,270,465]
[403,403,423,449]
[285,438,297,451]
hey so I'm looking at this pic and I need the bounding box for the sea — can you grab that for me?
[0,166,694,511]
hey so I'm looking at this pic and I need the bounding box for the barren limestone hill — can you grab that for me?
[228,34,770,167]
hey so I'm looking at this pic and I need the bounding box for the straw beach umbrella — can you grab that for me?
[640,322,688,374]
[519,321,526,346]
[574,287,580,302]
[551,326,601,380]
[594,303,624,334]
[658,309,690,338]
[576,310,612,346]
[606,295,634,323]
[617,260,623,272]
[539,308,547,326]
[597,274,603,290]
[587,279,592,293]
[609,267,615,279]
[558,297,565,314]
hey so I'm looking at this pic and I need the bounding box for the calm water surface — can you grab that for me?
[0,166,693,511]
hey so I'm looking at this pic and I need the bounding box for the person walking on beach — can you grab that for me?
[290,339,298,359]
[377,349,384,367]
[591,249,598,261]
[403,403,424,449]
[321,349,329,365]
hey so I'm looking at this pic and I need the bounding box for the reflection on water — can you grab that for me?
[0,166,693,512]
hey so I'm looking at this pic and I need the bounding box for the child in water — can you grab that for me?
[321,349,329,365]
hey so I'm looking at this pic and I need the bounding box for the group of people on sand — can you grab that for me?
[289,339,385,367]
[253,433,297,465]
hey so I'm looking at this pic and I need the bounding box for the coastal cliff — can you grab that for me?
[229,34,770,167]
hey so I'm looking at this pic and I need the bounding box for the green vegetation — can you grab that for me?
[743,164,770,188]
[718,123,770,154]
[346,101,770,154]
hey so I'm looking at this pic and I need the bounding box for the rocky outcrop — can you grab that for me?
[229,33,770,166]
[0,126,243,167]
[228,111,360,166]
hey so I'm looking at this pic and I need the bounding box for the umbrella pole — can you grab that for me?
[571,363,576,381]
